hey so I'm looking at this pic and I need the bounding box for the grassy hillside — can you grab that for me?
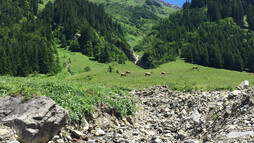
[90,0,179,47]
[58,49,254,91]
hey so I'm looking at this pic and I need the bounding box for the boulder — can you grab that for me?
[0,96,68,143]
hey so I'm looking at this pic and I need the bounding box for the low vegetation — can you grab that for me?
[0,76,136,124]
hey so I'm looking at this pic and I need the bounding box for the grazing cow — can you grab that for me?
[193,66,198,69]
[121,73,126,77]
[126,71,131,74]
[145,72,151,76]
[161,72,166,75]
[249,73,254,75]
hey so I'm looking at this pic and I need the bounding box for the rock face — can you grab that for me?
[0,96,69,143]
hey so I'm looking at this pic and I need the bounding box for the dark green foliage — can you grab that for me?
[69,40,80,52]
[40,0,131,63]
[0,0,60,76]
[84,66,91,72]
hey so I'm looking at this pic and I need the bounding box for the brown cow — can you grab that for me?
[249,73,254,75]
[145,72,151,76]
[161,72,166,75]
[121,73,126,76]
[193,66,198,69]
[126,71,131,74]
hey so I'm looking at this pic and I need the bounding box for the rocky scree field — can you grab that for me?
[48,83,254,143]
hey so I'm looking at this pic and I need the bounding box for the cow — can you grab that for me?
[249,73,254,75]
[161,72,166,75]
[121,73,126,76]
[126,71,131,74]
[145,72,151,76]
[193,66,198,69]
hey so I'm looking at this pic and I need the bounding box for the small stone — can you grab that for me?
[9,141,20,143]
[183,139,199,143]
[133,131,139,135]
[122,118,131,126]
[126,116,134,125]
[226,125,236,131]
[94,128,106,136]
[118,129,123,134]
[164,133,173,137]
[82,119,89,132]
[87,139,96,143]
[52,135,60,141]
[56,139,65,143]
[72,130,86,138]
[66,135,72,141]
[189,110,200,123]
[154,138,163,143]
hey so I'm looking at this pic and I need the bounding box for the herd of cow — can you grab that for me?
[120,71,166,77]
[120,66,200,77]
[120,66,254,76]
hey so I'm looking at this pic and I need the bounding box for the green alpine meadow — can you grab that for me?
[1,0,254,142]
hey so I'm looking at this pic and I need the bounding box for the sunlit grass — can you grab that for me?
[58,48,254,91]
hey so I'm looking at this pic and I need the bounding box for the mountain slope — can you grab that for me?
[90,0,180,47]
[40,0,135,63]
[136,0,254,72]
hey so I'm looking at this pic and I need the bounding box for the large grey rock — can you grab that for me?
[0,96,68,143]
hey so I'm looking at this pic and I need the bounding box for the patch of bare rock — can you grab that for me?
[50,81,254,143]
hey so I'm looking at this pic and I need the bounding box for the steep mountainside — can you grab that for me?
[136,0,254,72]
[90,0,180,47]
[40,0,135,63]
[0,0,138,77]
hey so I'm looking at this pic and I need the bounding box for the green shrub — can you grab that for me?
[84,66,91,72]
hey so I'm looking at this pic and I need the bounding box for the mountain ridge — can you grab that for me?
[154,0,181,10]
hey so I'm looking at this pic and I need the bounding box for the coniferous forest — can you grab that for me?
[0,0,133,76]
[40,0,133,63]
[0,0,61,76]
[137,0,254,71]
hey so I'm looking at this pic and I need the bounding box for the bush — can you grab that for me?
[84,66,91,72]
